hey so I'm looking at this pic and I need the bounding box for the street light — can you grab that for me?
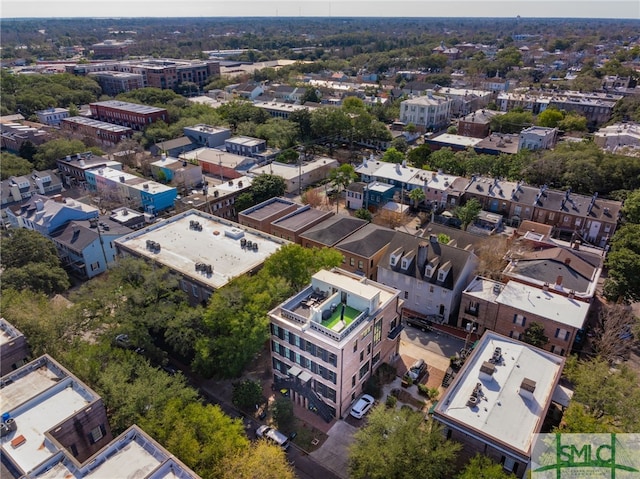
[89,217,109,274]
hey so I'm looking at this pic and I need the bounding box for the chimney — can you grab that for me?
[429,234,438,244]
[555,275,563,287]
[417,242,429,270]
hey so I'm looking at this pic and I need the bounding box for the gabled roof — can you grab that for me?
[379,231,475,290]
[300,215,368,247]
[422,223,486,251]
[334,223,396,258]
[510,246,600,284]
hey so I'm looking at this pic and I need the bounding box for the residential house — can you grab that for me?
[150,155,203,191]
[268,268,403,420]
[270,206,334,244]
[36,107,70,126]
[345,182,367,210]
[376,231,478,325]
[300,215,369,250]
[249,157,339,195]
[0,319,29,376]
[85,167,177,214]
[433,331,566,478]
[231,82,264,100]
[175,176,252,220]
[115,209,288,305]
[150,136,199,157]
[399,92,453,132]
[593,122,640,152]
[457,109,505,138]
[1,170,63,209]
[238,197,300,233]
[334,224,396,281]
[518,126,558,151]
[6,195,98,235]
[50,217,132,279]
[56,152,122,188]
[183,124,232,148]
[225,136,267,157]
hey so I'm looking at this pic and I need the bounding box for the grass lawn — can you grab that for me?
[291,419,328,452]
[322,304,360,330]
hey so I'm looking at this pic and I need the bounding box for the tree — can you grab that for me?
[522,322,549,348]
[621,189,640,224]
[457,454,515,479]
[437,233,451,244]
[590,303,639,365]
[1,262,71,295]
[1,152,34,179]
[604,224,640,303]
[354,208,373,221]
[536,107,564,128]
[251,174,287,204]
[329,163,357,213]
[381,147,405,164]
[406,144,431,169]
[558,112,587,132]
[490,110,533,134]
[558,356,640,433]
[272,396,295,433]
[454,198,482,230]
[474,236,510,280]
[232,379,264,411]
[348,406,461,479]
[408,187,425,207]
[33,138,103,170]
[220,440,296,479]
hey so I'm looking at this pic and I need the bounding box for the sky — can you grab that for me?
[1,0,639,19]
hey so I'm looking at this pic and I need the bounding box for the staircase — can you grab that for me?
[274,377,335,423]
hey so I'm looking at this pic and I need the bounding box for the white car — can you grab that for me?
[256,425,290,450]
[350,394,375,419]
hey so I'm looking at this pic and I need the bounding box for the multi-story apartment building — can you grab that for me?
[225,136,267,157]
[458,276,590,356]
[399,91,453,132]
[437,87,493,117]
[457,109,504,138]
[518,126,558,151]
[115,210,288,305]
[377,231,478,325]
[454,176,622,247]
[91,39,131,58]
[268,268,403,421]
[175,176,252,219]
[433,331,565,478]
[88,71,144,96]
[89,101,168,131]
[61,116,133,146]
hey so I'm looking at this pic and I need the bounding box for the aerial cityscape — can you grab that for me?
[1,11,639,479]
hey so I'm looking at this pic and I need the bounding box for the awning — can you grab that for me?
[287,365,302,377]
[298,371,312,384]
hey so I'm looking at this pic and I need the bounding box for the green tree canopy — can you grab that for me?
[406,144,431,169]
[33,138,103,170]
[536,107,564,128]
[348,406,461,479]
[251,173,287,204]
[1,152,33,179]
[490,110,533,134]
[454,198,482,230]
[621,189,640,224]
[457,454,516,479]
[604,224,640,303]
[220,440,296,479]
[381,147,405,164]
[329,163,358,212]
[522,321,549,348]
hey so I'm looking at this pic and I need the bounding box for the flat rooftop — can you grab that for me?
[91,100,167,115]
[0,318,23,346]
[250,157,338,181]
[463,276,505,303]
[62,116,132,133]
[240,197,298,221]
[435,332,564,455]
[272,206,332,232]
[115,210,287,290]
[496,282,589,329]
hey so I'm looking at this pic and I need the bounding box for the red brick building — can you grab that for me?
[89,100,168,131]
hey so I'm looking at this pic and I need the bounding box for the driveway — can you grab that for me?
[310,420,358,479]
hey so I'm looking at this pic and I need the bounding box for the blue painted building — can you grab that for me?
[6,194,98,235]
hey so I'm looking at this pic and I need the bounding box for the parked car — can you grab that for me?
[405,316,432,331]
[256,425,290,450]
[350,394,375,419]
[406,358,427,382]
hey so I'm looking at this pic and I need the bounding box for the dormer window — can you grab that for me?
[389,247,403,267]
[437,261,452,282]
[401,254,414,271]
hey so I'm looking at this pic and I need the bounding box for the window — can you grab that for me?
[358,260,364,270]
[181,280,188,292]
[192,285,199,297]
[352,375,356,387]
[360,350,364,362]
[353,340,358,353]
[404,291,409,300]
[350,258,355,266]
[513,314,526,326]
[89,425,106,444]
[575,218,581,226]
[90,261,100,271]
[503,457,516,473]
[359,362,370,379]
[372,351,381,366]
[367,343,371,355]
[555,328,570,341]
[373,318,382,346]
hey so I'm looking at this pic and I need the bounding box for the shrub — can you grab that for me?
[385,395,398,408]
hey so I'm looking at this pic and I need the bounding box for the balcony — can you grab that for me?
[464,307,479,317]
[387,324,404,340]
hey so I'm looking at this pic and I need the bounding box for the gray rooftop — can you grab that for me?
[299,215,369,247]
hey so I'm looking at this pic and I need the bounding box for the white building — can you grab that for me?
[433,331,566,478]
[518,126,558,151]
[249,157,339,194]
[399,91,453,132]
[36,107,70,126]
